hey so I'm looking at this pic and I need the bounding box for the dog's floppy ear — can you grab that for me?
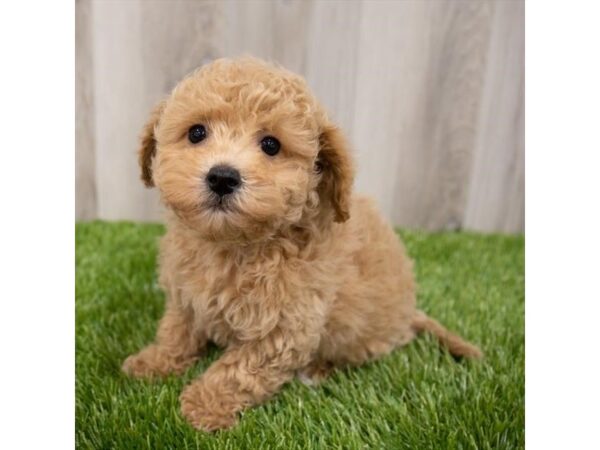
[138,100,166,187]
[317,124,354,222]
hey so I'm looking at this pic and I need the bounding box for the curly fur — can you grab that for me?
[122,57,482,432]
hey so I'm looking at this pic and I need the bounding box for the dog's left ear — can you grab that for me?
[317,124,355,223]
[138,100,166,188]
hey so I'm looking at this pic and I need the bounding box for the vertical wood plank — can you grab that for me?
[221,0,277,60]
[92,0,153,221]
[351,0,422,222]
[221,0,313,72]
[303,0,362,135]
[75,0,97,220]
[464,0,525,233]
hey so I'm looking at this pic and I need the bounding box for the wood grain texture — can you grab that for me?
[352,0,494,231]
[76,0,524,233]
[464,0,525,232]
[75,0,97,220]
[91,0,156,221]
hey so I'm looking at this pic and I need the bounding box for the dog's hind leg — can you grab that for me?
[297,360,334,386]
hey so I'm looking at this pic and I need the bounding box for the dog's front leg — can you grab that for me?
[122,299,206,378]
[180,329,317,431]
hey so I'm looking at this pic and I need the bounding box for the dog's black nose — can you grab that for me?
[206,165,242,197]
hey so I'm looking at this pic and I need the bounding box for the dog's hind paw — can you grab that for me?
[297,361,334,387]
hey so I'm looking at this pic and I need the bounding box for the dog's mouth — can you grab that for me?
[203,194,237,213]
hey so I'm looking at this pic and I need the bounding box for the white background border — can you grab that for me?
[527,0,600,448]
[0,1,74,448]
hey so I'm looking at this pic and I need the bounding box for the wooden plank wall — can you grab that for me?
[76,0,524,233]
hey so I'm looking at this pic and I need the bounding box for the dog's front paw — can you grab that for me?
[180,383,238,432]
[122,344,195,378]
[122,345,165,378]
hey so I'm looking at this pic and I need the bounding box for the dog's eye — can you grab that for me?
[188,124,207,144]
[260,136,281,156]
[315,160,324,174]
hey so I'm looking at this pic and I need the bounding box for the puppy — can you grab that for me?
[122,57,482,431]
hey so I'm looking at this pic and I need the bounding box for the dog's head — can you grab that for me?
[139,58,353,241]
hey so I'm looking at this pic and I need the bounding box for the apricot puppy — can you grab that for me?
[122,57,482,431]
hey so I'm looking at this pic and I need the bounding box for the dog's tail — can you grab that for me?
[411,310,483,359]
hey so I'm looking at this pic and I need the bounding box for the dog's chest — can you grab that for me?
[174,246,305,345]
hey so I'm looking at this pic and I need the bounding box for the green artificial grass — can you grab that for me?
[76,221,524,449]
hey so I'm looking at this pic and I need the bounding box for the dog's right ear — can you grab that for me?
[138,100,166,187]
